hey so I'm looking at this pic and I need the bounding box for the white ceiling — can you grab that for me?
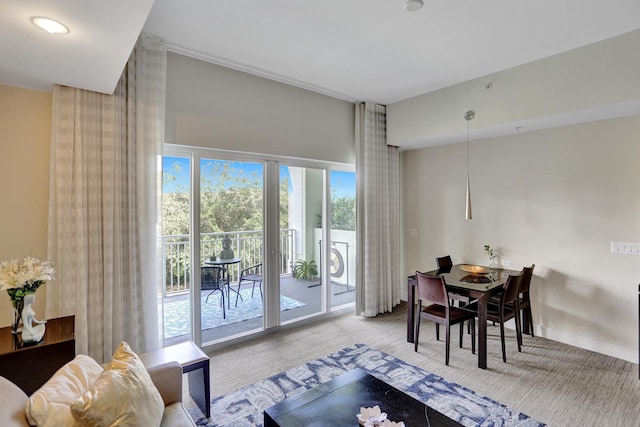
[2,0,640,104]
[0,0,154,95]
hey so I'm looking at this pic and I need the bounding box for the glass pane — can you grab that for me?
[160,154,350,346]
[329,170,356,308]
[161,155,191,346]
[281,165,324,323]
[200,159,264,344]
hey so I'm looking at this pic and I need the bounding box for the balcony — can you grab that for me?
[160,229,355,345]
[162,229,295,295]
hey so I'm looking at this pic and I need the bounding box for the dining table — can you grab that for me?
[407,264,520,369]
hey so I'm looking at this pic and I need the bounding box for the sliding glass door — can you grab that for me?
[160,148,355,347]
[329,170,356,308]
[160,155,192,346]
[199,158,264,342]
[279,165,325,323]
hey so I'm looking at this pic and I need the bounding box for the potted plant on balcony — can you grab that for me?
[293,259,318,281]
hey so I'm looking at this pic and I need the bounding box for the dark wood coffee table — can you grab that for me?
[264,368,462,427]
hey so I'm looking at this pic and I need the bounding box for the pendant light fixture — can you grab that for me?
[464,110,475,220]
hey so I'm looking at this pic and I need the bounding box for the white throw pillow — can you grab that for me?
[26,354,104,427]
[70,341,164,427]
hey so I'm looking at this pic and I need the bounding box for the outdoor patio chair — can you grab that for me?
[201,266,229,319]
[236,263,263,306]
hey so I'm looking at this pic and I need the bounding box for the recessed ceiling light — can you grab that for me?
[404,0,424,12]
[31,17,69,34]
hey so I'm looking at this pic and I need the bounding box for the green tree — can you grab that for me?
[279,175,289,229]
[200,161,260,233]
[162,191,190,236]
[162,160,190,236]
[331,194,356,231]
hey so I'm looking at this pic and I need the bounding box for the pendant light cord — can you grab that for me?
[466,120,470,179]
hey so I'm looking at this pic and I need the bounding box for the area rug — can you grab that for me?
[164,289,305,338]
[187,343,544,426]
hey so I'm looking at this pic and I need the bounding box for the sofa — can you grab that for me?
[0,359,197,427]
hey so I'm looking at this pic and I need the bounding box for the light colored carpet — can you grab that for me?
[199,302,639,426]
[188,343,543,426]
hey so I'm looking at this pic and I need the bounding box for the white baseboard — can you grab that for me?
[536,324,638,364]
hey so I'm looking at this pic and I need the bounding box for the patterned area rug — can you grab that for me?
[163,288,305,338]
[187,343,544,427]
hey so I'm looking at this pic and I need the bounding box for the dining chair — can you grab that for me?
[414,271,476,366]
[201,266,229,319]
[437,255,473,332]
[435,255,453,270]
[474,272,524,362]
[489,264,535,338]
[517,264,535,336]
[235,263,263,306]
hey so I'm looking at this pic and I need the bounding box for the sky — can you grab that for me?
[162,156,355,198]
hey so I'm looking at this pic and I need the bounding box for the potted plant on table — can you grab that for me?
[483,245,499,268]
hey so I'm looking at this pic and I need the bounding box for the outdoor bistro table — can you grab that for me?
[203,257,243,308]
[204,257,242,267]
[407,264,519,369]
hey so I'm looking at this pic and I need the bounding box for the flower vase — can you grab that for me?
[11,299,24,334]
[489,257,499,269]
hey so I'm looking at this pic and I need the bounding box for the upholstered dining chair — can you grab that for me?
[235,263,263,306]
[201,266,229,319]
[472,272,524,362]
[517,264,535,336]
[489,264,535,338]
[437,255,473,332]
[435,255,453,271]
[414,271,476,366]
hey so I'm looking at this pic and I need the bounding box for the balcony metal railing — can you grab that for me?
[161,229,295,296]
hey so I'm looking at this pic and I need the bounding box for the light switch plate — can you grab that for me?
[611,242,640,255]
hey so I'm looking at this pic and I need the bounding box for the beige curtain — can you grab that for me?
[355,102,401,317]
[46,35,166,362]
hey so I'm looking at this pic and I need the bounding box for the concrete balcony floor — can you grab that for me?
[163,274,355,347]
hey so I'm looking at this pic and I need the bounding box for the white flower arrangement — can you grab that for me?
[0,257,55,298]
[357,406,387,427]
[357,406,405,427]
[1,257,55,333]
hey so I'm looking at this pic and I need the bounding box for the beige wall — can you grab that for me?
[0,54,356,329]
[402,115,640,362]
[4,37,637,366]
[0,85,51,326]
[165,53,355,164]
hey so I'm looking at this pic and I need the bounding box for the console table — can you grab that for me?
[0,315,75,395]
